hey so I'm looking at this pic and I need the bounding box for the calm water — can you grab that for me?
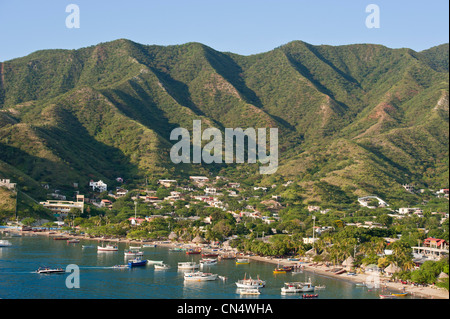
[0,234,403,299]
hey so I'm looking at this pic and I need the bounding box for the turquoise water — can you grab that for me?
[0,234,405,299]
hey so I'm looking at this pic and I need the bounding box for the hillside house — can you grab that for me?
[89,180,107,193]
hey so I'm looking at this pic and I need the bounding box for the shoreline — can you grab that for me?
[5,228,449,300]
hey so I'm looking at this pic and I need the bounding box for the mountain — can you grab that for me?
[0,39,448,204]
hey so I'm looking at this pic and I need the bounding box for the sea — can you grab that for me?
[0,233,412,300]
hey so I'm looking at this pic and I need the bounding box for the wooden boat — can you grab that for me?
[236,258,250,265]
[186,249,201,255]
[391,293,408,297]
[201,252,219,257]
[52,236,69,240]
[335,269,347,275]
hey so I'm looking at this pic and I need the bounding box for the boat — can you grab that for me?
[36,267,65,274]
[239,289,260,295]
[236,258,250,265]
[200,258,218,265]
[178,262,199,270]
[355,283,366,287]
[128,258,147,267]
[124,250,144,257]
[391,293,408,297]
[142,244,157,248]
[0,240,12,247]
[82,245,95,249]
[281,281,315,293]
[335,269,347,275]
[379,294,398,299]
[147,260,164,264]
[218,253,236,260]
[184,271,218,281]
[201,252,219,257]
[129,246,142,249]
[154,263,171,270]
[186,249,201,255]
[235,274,266,289]
[302,294,319,299]
[52,236,69,240]
[97,244,118,252]
[288,258,300,261]
[169,247,185,252]
[219,276,227,281]
[112,265,129,269]
[314,285,326,290]
[67,239,80,243]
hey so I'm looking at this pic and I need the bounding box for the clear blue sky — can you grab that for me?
[0,0,448,61]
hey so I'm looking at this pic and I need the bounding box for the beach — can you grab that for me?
[4,228,449,300]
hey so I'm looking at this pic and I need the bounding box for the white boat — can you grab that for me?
[129,246,142,249]
[200,258,218,265]
[36,267,65,274]
[112,265,129,269]
[154,263,171,270]
[178,262,200,270]
[184,271,218,281]
[235,274,266,289]
[82,245,95,249]
[147,260,164,264]
[97,244,118,252]
[314,285,326,290]
[236,258,250,264]
[142,244,157,248]
[281,282,315,293]
[124,250,144,257]
[239,289,260,295]
[0,240,12,247]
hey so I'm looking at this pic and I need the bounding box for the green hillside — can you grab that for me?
[0,39,448,204]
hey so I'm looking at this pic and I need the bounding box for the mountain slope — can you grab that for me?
[0,39,448,203]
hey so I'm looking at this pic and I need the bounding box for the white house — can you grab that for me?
[0,179,16,190]
[89,180,107,192]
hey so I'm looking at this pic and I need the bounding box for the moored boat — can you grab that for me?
[281,281,315,293]
[200,258,218,265]
[128,258,147,267]
[154,263,171,270]
[67,239,80,243]
[178,261,199,270]
[236,258,250,265]
[186,249,201,255]
[380,294,398,299]
[239,289,260,295]
[124,250,144,257]
[97,244,118,252]
[184,271,218,281]
[235,274,265,289]
[0,240,12,247]
[201,252,219,257]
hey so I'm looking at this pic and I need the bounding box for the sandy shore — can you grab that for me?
[8,228,449,299]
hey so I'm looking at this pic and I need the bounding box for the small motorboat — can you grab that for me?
[236,258,250,265]
[112,265,129,269]
[200,258,218,266]
[154,263,171,270]
[184,271,218,281]
[124,250,144,257]
[391,293,408,297]
[97,244,118,252]
[0,240,12,247]
[142,244,157,248]
[128,258,147,268]
[36,267,65,274]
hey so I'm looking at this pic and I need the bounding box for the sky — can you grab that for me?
[0,0,448,61]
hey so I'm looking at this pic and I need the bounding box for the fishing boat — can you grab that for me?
[146,260,164,265]
[201,252,219,257]
[235,274,266,289]
[314,285,326,290]
[128,258,147,268]
[391,293,408,297]
[124,250,144,257]
[239,289,260,295]
[0,240,12,247]
[379,294,398,299]
[36,267,65,274]
[154,263,171,270]
[184,271,218,281]
[186,249,201,255]
[200,258,218,266]
[178,261,199,270]
[281,281,315,293]
[97,244,118,252]
[236,258,250,265]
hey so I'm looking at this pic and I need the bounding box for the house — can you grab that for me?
[0,179,16,190]
[412,238,449,261]
[189,176,209,184]
[40,195,84,219]
[128,217,146,226]
[398,207,420,215]
[228,183,240,189]
[205,187,217,195]
[89,180,107,192]
[158,179,177,187]
[402,184,415,193]
[308,206,320,212]
[253,187,267,191]
[115,188,128,197]
[303,237,320,245]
